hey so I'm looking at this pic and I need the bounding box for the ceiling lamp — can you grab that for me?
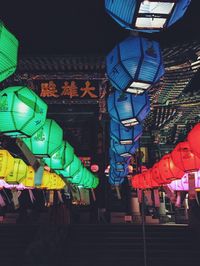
[6,158,28,184]
[171,141,200,173]
[0,86,48,138]
[111,138,139,157]
[107,90,150,127]
[0,150,14,178]
[110,119,143,145]
[187,123,200,158]
[0,23,18,82]
[106,36,164,94]
[23,119,63,158]
[43,141,74,170]
[105,0,191,32]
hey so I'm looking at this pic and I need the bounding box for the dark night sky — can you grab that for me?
[1,0,200,55]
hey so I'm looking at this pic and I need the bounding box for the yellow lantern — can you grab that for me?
[40,170,51,189]
[48,173,65,190]
[21,166,35,187]
[6,158,28,184]
[0,149,14,178]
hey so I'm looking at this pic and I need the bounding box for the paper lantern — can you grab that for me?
[109,171,125,185]
[47,173,65,190]
[0,150,14,178]
[0,23,18,82]
[23,119,63,158]
[111,166,129,178]
[0,86,48,138]
[105,0,191,32]
[131,173,146,189]
[90,164,99,173]
[151,162,171,185]
[168,171,200,191]
[158,154,184,181]
[171,141,200,173]
[92,176,99,189]
[188,123,200,158]
[40,170,51,189]
[6,158,28,184]
[70,166,86,184]
[110,119,142,145]
[110,159,128,172]
[21,166,35,188]
[43,141,74,170]
[109,148,131,164]
[59,155,82,178]
[106,36,164,94]
[111,138,139,157]
[143,170,159,188]
[107,90,150,127]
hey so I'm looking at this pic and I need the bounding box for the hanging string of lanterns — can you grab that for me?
[104,0,190,188]
[131,123,200,190]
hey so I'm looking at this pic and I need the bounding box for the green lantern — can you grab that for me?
[70,167,86,184]
[0,86,48,137]
[91,176,99,189]
[43,141,74,170]
[0,23,18,82]
[59,155,82,178]
[23,119,63,157]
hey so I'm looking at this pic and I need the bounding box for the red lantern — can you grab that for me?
[91,164,99,173]
[151,162,170,185]
[131,174,145,189]
[143,169,159,188]
[158,154,184,181]
[188,123,200,158]
[171,141,200,172]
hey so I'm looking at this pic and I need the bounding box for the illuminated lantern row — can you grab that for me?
[0,86,48,138]
[43,141,74,170]
[110,119,142,145]
[39,172,65,190]
[23,119,63,157]
[110,159,128,172]
[105,0,191,32]
[106,36,165,95]
[111,139,139,157]
[0,23,18,82]
[0,149,14,178]
[109,172,125,186]
[131,140,200,189]
[108,90,150,127]
[59,155,82,178]
[131,171,160,189]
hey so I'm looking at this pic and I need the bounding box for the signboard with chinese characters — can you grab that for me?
[35,80,99,99]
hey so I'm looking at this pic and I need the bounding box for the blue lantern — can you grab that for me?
[109,172,125,186]
[107,90,150,127]
[110,159,128,172]
[105,0,191,32]
[109,148,131,164]
[106,36,164,94]
[111,139,139,157]
[110,119,142,145]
